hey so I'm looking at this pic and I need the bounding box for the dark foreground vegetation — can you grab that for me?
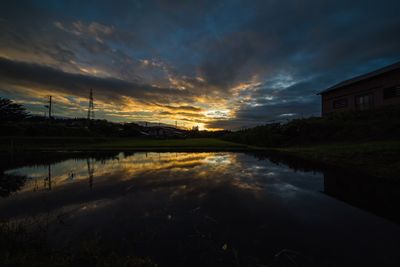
[223,105,400,147]
[0,219,156,267]
[0,137,247,152]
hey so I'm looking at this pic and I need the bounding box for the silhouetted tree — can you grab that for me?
[0,97,28,122]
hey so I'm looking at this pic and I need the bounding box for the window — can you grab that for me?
[355,94,373,110]
[332,98,348,109]
[383,86,400,99]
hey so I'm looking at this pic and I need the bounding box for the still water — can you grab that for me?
[1,152,400,266]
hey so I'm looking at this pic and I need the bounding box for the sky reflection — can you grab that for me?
[5,152,323,195]
[1,152,400,266]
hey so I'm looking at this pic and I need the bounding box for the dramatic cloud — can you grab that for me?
[0,0,399,129]
[0,57,192,102]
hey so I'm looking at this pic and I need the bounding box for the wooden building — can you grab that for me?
[318,61,400,116]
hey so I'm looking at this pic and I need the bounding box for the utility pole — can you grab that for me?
[44,96,52,119]
[49,96,52,119]
[87,158,94,190]
[87,89,94,120]
[45,165,52,190]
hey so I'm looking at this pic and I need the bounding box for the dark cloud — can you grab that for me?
[199,32,267,88]
[155,104,204,112]
[0,57,191,104]
[159,111,205,118]
[196,0,400,88]
[0,0,399,128]
[207,99,320,130]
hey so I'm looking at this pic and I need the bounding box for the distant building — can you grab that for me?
[318,61,400,116]
[144,126,186,138]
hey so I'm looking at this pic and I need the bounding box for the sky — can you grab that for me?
[0,0,399,130]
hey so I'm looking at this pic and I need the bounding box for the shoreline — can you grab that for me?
[268,140,400,180]
[0,137,257,154]
[1,137,399,180]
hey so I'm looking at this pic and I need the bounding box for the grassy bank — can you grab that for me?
[0,137,250,152]
[271,141,400,179]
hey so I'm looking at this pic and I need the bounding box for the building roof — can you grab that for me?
[318,61,400,95]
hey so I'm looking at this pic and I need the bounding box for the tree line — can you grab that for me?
[0,97,227,138]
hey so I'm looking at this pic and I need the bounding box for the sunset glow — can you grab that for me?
[1,1,399,129]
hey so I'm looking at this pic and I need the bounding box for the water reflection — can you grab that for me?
[324,171,400,223]
[1,152,400,267]
[255,152,400,223]
[5,152,300,194]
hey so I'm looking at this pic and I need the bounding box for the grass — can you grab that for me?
[271,140,400,179]
[88,138,247,150]
[0,137,250,152]
[0,219,157,267]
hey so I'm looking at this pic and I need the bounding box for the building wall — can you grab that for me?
[321,68,400,115]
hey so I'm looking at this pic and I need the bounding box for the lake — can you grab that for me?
[1,151,400,266]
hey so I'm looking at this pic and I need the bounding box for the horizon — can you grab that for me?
[1,0,399,130]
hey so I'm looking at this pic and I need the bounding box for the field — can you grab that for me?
[271,141,400,179]
[0,137,249,152]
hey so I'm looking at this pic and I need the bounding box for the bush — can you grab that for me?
[223,105,400,147]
